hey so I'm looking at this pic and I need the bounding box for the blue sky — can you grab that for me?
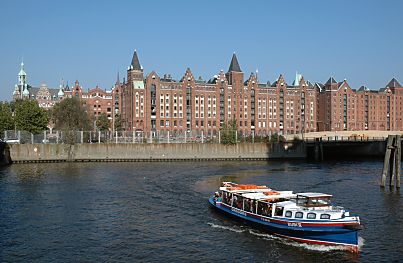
[1,0,402,101]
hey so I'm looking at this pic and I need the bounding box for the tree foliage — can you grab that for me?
[96,113,110,131]
[0,102,15,136]
[51,98,92,144]
[220,119,237,145]
[14,99,48,134]
[51,98,91,131]
[114,114,123,131]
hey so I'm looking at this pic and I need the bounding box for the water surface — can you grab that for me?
[0,161,401,262]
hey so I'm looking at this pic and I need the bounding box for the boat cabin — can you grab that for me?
[296,193,332,207]
[218,183,295,217]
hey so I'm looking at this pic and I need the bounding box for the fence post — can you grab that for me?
[80,131,83,144]
[115,131,118,143]
[167,131,170,143]
[218,130,221,144]
[252,131,255,143]
[18,130,21,141]
[184,130,187,143]
[31,133,34,144]
[56,131,59,143]
[98,131,101,143]
[235,130,238,143]
[44,130,46,143]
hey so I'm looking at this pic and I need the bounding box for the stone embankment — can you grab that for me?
[9,142,306,163]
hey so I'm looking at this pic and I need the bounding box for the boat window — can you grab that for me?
[243,198,251,212]
[257,202,272,216]
[320,214,331,219]
[233,194,243,209]
[274,206,284,216]
[285,211,292,218]
[222,191,232,205]
[295,212,303,218]
[307,213,316,219]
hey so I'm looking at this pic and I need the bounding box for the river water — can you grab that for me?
[0,161,401,262]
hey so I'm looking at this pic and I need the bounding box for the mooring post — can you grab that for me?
[381,135,394,187]
[389,139,395,187]
[395,135,401,188]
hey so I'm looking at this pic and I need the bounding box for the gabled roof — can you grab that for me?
[325,77,337,85]
[357,85,370,92]
[228,53,241,72]
[386,78,402,89]
[306,80,314,88]
[131,50,141,70]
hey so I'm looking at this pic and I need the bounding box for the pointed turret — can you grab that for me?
[130,50,142,71]
[386,78,402,89]
[292,71,302,86]
[325,76,337,85]
[18,61,27,86]
[228,52,242,72]
[65,81,70,91]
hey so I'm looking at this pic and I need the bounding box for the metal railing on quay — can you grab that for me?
[2,130,288,145]
[2,130,393,145]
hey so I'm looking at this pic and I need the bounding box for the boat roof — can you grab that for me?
[242,191,295,201]
[297,193,333,198]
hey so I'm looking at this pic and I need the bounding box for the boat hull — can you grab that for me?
[209,197,359,253]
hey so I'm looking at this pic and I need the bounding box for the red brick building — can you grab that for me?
[120,51,319,137]
[12,54,402,135]
[316,77,403,132]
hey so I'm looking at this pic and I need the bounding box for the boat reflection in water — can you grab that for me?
[209,182,363,253]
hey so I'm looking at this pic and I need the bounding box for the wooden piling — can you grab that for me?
[381,135,401,189]
[396,136,401,188]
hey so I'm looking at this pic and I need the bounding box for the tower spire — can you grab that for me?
[130,50,141,70]
[228,52,241,72]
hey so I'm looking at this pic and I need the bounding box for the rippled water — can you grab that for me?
[0,161,401,262]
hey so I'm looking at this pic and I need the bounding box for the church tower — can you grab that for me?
[13,61,28,100]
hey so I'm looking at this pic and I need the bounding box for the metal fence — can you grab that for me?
[2,130,284,144]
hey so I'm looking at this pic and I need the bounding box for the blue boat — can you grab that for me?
[209,182,362,253]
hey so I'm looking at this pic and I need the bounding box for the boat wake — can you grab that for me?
[207,222,245,233]
[208,222,365,252]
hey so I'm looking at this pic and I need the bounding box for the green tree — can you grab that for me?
[114,114,123,131]
[14,100,48,134]
[220,119,237,145]
[96,113,110,131]
[51,97,91,145]
[0,102,15,136]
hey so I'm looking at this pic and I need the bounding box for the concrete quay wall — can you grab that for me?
[9,143,306,163]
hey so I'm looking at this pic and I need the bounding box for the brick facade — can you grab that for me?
[12,53,403,135]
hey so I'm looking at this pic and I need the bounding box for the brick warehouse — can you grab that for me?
[119,51,318,137]
[12,51,403,136]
